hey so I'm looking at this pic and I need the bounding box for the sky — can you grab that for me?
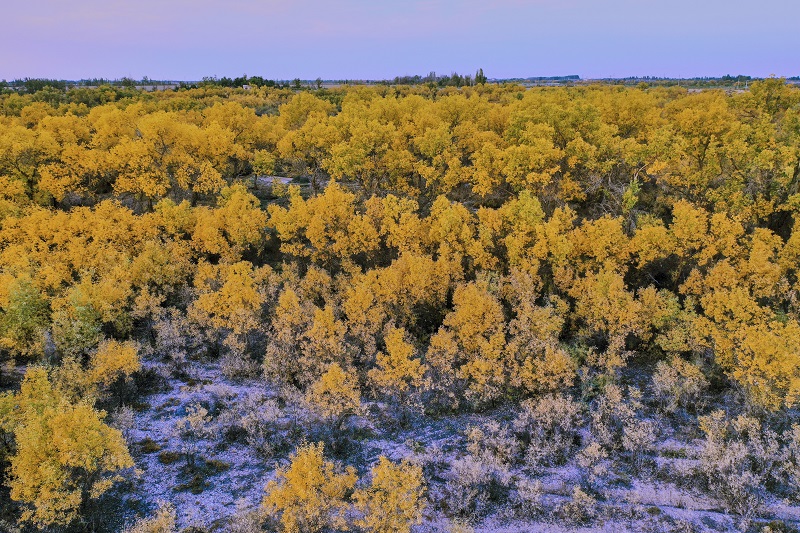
[2,0,799,81]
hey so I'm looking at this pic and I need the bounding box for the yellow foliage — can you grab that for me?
[302,305,348,377]
[0,276,49,359]
[570,268,642,372]
[124,502,177,533]
[368,325,426,404]
[191,184,267,261]
[190,261,266,340]
[426,281,508,407]
[3,368,133,527]
[353,456,426,533]
[89,339,141,390]
[262,442,357,533]
[264,286,313,386]
[268,181,379,269]
[305,363,362,423]
[728,320,800,411]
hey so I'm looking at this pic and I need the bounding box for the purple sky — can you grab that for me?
[3,0,798,80]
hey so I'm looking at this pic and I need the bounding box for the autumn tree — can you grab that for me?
[0,368,133,527]
[305,363,362,429]
[426,281,508,409]
[268,181,379,272]
[189,260,268,354]
[0,276,49,363]
[262,442,357,533]
[367,325,426,423]
[353,456,426,533]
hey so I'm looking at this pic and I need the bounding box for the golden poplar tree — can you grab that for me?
[262,442,357,533]
[1,368,133,527]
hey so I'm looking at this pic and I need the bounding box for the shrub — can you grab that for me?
[465,421,519,468]
[220,349,261,380]
[514,394,583,470]
[782,424,800,494]
[590,383,658,469]
[698,411,781,519]
[353,456,426,533]
[153,310,208,375]
[173,474,208,495]
[447,520,476,533]
[262,442,357,533]
[173,403,212,469]
[590,384,639,450]
[111,405,137,446]
[158,451,181,465]
[444,455,511,518]
[240,393,284,457]
[577,442,611,488]
[622,418,658,473]
[124,502,177,533]
[227,499,265,533]
[511,478,543,517]
[651,358,709,414]
[140,438,163,454]
[304,363,361,428]
[558,486,597,525]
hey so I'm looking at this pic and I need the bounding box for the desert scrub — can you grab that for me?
[782,424,800,496]
[577,442,611,489]
[558,486,597,525]
[239,392,284,457]
[172,459,231,494]
[152,309,209,377]
[465,420,519,468]
[591,383,657,469]
[173,403,212,469]
[220,349,261,380]
[227,499,266,533]
[443,455,512,518]
[110,405,137,445]
[698,411,781,520]
[414,445,450,483]
[124,501,177,533]
[513,394,583,470]
[140,438,163,454]
[591,384,639,450]
[173,474,208,495]
[446,520,476,533]
[158,451,181,465]
[651,358,709,414]
[622,417,657,473]
[173,459,230,494]
[510,478,544,517]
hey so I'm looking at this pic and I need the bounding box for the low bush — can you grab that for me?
[698,411,781,520]
[514,394,583,470]
[651,358,709,414]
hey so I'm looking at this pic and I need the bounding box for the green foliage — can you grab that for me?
[0,276,49,359]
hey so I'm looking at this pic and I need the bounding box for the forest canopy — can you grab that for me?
[1,78,800,531]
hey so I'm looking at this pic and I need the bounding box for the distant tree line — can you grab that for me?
[200,75,280,88]
[388,69,488,87]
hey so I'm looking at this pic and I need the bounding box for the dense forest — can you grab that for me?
[1,79,800,532]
